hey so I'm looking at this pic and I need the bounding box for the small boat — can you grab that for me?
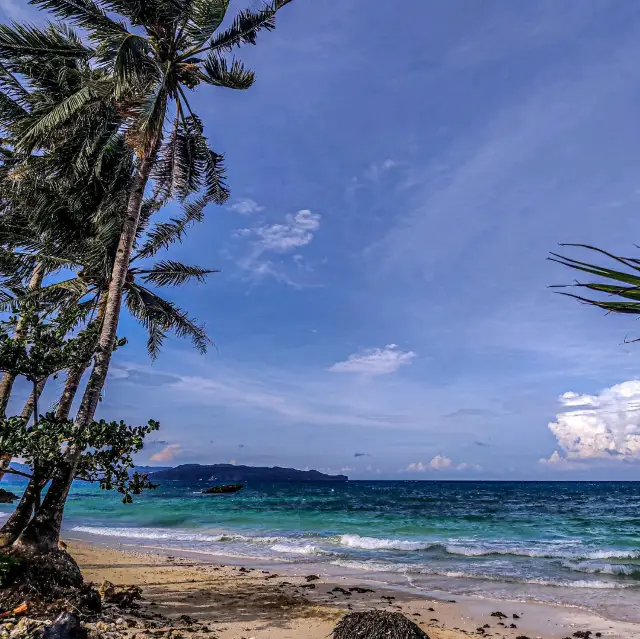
[201,484,244,495]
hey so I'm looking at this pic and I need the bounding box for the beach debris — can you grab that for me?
[476,627,486,634]
[348,587,374,594]
[98,580,142,608]
[299,583,316,589]
[381,596,395,602]
[515,636,532,639]
[305,575,320,582]
[573,633,592,639]
[0,603,27,619]
[330,587,351,596]
[427,607,434,612]
[490,612,507,619]
[42,612,87,639]
[510,624,518,628]
[333,610,431,639]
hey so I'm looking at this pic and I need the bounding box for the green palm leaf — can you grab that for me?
[0,23,92,58]
[136,259,218,286]
[185,0,230,46]
[202,54,254,89]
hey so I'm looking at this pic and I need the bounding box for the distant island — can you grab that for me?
[149,464,348,483]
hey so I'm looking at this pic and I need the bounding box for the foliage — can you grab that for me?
[0,414,159,503]
[550,243,640,323]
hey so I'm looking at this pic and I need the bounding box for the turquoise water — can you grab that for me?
[2,480,639,619]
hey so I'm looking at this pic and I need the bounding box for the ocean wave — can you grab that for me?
[563,561,640,578]
[443,544,639,561]
[70,525,290,546]
[330,559,636,589]
[339,534,434,551]
[270,543,333,556]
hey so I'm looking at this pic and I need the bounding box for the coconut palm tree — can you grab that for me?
[1,0,293,551]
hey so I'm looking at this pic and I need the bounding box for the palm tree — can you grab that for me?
[1,0,293,551]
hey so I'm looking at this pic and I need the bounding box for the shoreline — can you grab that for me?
[68,537,640,639]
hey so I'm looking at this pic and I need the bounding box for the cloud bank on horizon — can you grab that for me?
[5,0,640,479]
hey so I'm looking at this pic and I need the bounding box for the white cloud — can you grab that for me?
[406,455,480,473]
[254,209,321,252]
[150,444,182,463]
[330,344,416,375]
[341,466,354,473]
[428,454,453,470]
[545,381,640,464]
[228,198,264,215]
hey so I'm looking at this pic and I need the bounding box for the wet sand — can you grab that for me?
[68,539,640,639]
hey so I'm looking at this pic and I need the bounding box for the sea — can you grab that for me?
[1,479,638,621]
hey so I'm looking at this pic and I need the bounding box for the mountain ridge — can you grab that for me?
[150,463,348,482]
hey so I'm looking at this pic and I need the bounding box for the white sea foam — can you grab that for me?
[444,544,639,560]
[339,534,434,551]
[270,543,332,556]
[330,559,635,589]
[70,525,289,546]
[563,561,640,577]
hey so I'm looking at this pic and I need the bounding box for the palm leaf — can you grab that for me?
[184,0,230,45]
[207,0,292,53]
[202,54,254,90]
[136,259,218,286]
[126,283,211,357]
[0,23,92,58]
[135,196,208,259]
[30,0,127,38]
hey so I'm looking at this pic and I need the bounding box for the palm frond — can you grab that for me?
[550,244,640,319]
[207,0,292,53]
[29,0,128,38]
[135,195,207,259]
[17,85,99,152]
[125,283,211,358]
[202,54,254,89]
[184,0,229,46]
[0,22,92,58]
[136,259,218,286]
[113,33,157,97]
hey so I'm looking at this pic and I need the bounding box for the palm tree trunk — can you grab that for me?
[0,263,44,418]
[21,377,47,425]
[0,264,45,484]
[17,149,160,553]
[0,472,47,547]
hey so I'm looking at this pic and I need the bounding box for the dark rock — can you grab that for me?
[515,636,532,639]
[513,614,520,619]
[300,583,316,589]
[332,610,431,639]
[413,613,421,617]
[381,595,395,601]
[573,632,592,638]
[305,575,320,582]
[427,607,435,612]
[330,587,351,596]
[483,624,490,628]
[448,599,456,603]
[510,624,517,629]
[490,612,507,619]
[595,634,602,638]
[349,587,374,594]
[0,489,18,504]
[477,628,486,634]
[42,612,87,639]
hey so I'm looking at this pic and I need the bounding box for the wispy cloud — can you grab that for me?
[233,210,321,286]
[228,197,264,215]
[329,344,415,375]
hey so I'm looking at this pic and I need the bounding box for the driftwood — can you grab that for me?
[333,610,431,639]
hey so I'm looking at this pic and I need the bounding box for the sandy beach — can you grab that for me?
[67,539,640,639]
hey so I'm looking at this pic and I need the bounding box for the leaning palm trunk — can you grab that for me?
[0,264,45,418]
[17,150,161,552]
[0,364,87,546]
[0,264,45,483]
[21,378,47,425]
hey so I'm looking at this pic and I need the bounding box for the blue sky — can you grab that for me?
[4,0,640,479]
